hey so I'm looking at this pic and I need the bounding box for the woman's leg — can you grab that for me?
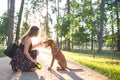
[30,50,39,59]
[29,50,39,71]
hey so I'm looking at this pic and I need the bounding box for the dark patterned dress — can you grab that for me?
[10,43,38,72]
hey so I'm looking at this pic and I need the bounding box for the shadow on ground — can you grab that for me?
[6,71,40,80]
[49,69,84,80]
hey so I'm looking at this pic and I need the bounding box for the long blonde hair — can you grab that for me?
[21,26,39,42]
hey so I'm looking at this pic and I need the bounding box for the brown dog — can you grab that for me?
[44,39,82,70]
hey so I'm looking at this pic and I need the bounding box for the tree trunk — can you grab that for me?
[15,0,25,42]
[60,36,62,49]
[45,0,49,38]
[98,0,105,53]
[91,32,94,50]
[116,0,120,51]
[64,38,66,50]
[56,0,60,48]
[7,0,15,46]
[66,38,70,50]
[66,0,70,51]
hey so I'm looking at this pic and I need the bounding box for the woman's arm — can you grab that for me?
[32,41,42,49]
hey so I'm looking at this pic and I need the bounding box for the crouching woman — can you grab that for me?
[10,26,42,72]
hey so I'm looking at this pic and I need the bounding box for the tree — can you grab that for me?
[7,0,15,46]
[56,0,60,48]
[66,0,70,51]
[98,0,105,53]
[72,27,89,49]
[15,0,25,42]
[81,0,95,50]
[116,0,120,51]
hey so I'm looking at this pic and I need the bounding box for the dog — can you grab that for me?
[43,39,82,70]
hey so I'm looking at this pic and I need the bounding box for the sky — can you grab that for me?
[0,0,21,16]
[0,1,6,15]
[0,0,7,16]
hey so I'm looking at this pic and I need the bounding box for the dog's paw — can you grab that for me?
[48,67,51,70]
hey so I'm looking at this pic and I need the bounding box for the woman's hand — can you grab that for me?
[32,60,38,65]
[39,41,43,45]
[32,41,43,49]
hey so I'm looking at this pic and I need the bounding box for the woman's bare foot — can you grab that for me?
[30,67,37,72]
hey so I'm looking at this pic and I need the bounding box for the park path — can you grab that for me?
[0,48,110,80]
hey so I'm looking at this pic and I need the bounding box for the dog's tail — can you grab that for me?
[66,67,83,71]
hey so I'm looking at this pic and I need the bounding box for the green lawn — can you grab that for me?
[0,46,6,57]
[63,49,120,80]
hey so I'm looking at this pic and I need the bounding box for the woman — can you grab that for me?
[10,26,42,72]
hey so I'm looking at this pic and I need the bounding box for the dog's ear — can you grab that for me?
[48,39,54,43]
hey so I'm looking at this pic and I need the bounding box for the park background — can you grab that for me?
[0,0,120,80]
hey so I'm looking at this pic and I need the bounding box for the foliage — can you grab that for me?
[105,34,117,47]
[55,15,70,38]
[20,22,30,36]
[0,13,8,44]
[72,27,89,45]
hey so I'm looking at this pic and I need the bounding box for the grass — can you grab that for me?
[63,49,120,80]
[0,46,6,57]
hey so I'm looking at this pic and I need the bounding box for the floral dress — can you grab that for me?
[10,43,38,72]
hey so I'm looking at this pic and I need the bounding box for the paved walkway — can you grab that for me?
[0,48,110,80]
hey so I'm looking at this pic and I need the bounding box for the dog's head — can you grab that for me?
[43,39,54,47]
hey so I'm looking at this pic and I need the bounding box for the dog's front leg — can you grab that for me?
[48,57,55,70]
